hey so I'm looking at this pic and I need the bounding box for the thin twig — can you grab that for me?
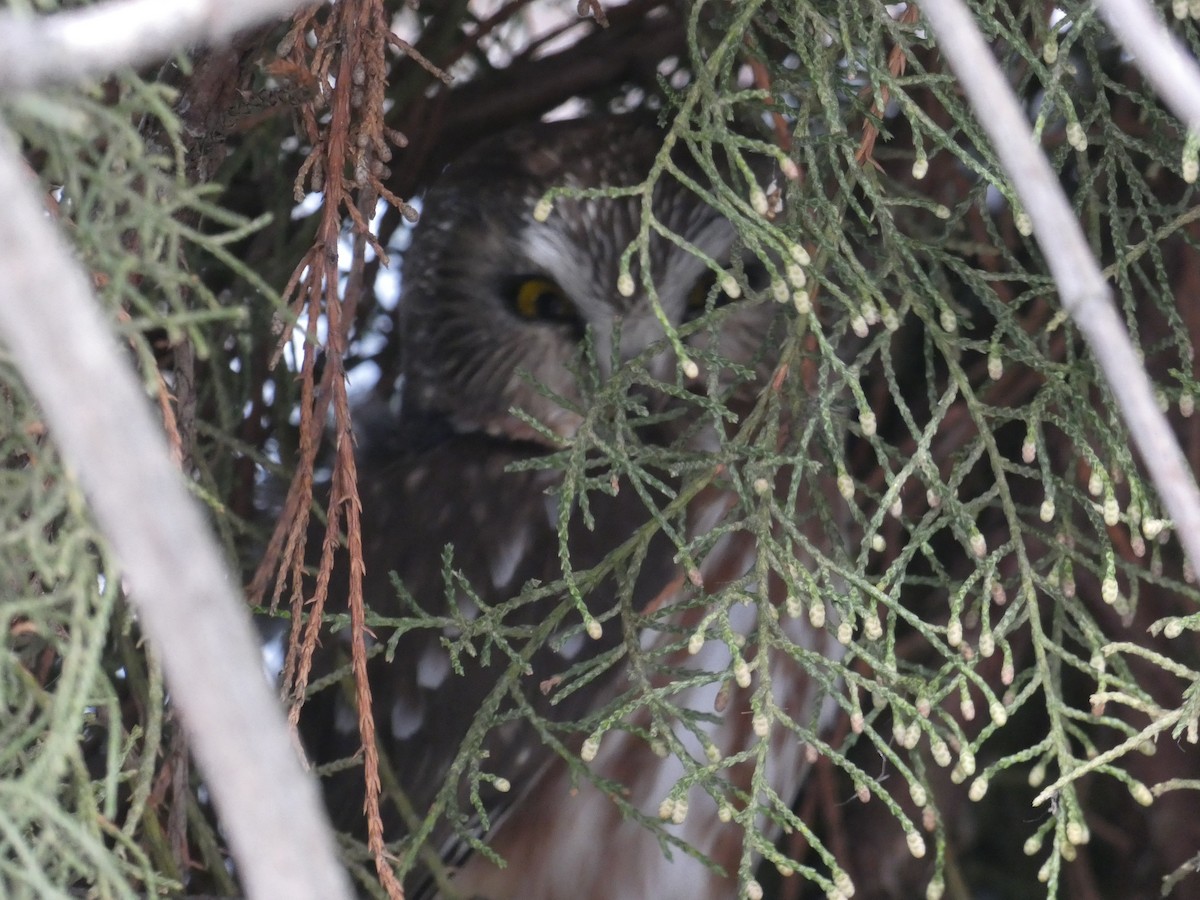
[918,0,1200,573]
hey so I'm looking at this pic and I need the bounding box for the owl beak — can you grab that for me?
[643,346,679,384]
[483,407,583,446]
[604,310,674,375]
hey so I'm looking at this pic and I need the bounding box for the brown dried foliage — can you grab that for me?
[227,3,690,895]
[237,3,446,896]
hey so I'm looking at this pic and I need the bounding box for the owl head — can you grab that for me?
[398,115,777,445]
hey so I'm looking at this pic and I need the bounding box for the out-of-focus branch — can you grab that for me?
[0,0,313,91]
[1095,0,1200,133]
[917,0,1200,568]
[0,2,353,893]
[0,121,350,900]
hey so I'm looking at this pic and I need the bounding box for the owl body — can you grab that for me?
[307,115,843,899]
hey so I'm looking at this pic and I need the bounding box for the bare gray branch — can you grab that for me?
[918,0,1200,568]
[1096,0,1200,133]
[0,0,312,92]
[0,123,350,900]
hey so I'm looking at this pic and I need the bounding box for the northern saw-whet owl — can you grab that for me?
[303,114,846,899]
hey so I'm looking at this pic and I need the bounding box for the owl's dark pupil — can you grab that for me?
[687,273,717,313]
[685,269,733,322]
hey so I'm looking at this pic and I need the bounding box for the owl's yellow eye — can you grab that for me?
[511,276,578,325]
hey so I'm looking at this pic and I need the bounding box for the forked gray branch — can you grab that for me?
[918,0,1200,570]
[1096,0,1200,133]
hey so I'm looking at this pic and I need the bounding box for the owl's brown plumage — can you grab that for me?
[303,115,844,899]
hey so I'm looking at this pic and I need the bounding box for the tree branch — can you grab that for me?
[0,0,353,894]
[1095,0,1200,133]
[917,0,1200,567]
[0,121,350,900]
[0,0,312,91]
